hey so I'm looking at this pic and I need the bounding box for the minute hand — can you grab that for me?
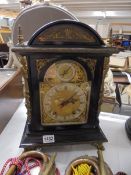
[60,66,71,76]
[59,92,77,107]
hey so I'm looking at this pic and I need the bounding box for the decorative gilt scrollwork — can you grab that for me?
[18,56,32,121]
[98,57,110,112]
[81,58,97,77]
[37,26,96,43]
[18,25,24,45]
[36,59,48,74]
[18,56,28,77]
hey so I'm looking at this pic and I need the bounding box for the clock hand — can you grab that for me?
[60,98,78,108]
[60,66,71,76]
[68,98,78,104]
[59,92,77,107]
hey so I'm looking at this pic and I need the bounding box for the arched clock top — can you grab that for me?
[28,20,105,47]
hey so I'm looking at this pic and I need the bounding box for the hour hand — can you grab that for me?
[60,67,71,76]
[59,92,77,107]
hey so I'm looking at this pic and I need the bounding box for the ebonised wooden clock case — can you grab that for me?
[12,20,115,148]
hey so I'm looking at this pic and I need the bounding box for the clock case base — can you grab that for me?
[20,121,107,148]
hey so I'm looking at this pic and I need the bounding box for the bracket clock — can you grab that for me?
[12,20,115,148]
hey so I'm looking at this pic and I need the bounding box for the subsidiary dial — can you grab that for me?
[56,62,75,82]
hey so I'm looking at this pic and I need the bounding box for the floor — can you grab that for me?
[113,104,131,116]
[113,85,131,116]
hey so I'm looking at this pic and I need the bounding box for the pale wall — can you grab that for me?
[79,18,131,38]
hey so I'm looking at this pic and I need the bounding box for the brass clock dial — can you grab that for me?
[43,83,86,122]
[40,59,91,125]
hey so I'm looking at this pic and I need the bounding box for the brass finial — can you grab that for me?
[108,27,113,46]
[18,24,24,45]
